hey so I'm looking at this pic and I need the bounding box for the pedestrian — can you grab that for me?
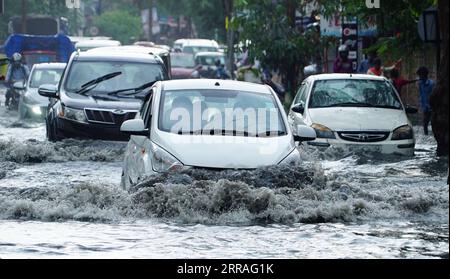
[390,68,418,97]
[367,57,401,77]
[358,50,377,74]
[333,45,354,74]
[416,66,435,136]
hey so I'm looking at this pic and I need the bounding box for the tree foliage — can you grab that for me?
[93,10,142,44]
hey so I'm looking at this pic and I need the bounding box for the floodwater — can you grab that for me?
[0,91,448,259]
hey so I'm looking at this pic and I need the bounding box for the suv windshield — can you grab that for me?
[30,68,64,88]
[65,61,166,94]
[159,89,287,137]
[309,79,403,109]
[183,46,219,54]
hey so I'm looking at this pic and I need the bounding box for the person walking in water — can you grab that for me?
[416,66,435,136]
[390,68,418,98]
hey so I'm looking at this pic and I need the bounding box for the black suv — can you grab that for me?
[39,50,169,141]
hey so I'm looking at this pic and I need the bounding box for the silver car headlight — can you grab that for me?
[62,106,88,123]
[392,125,414,140]
[278,149,301,165]
[150,142,184,173]
[31,106,43,115]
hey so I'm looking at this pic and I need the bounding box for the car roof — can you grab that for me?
[160,79,272,94]
[307,73,388,82]
[87,45,169,56]
[73,51,163,64]
[195,52,225,57]
[182,39,219,48]
[32,62,66,69]
[75,40,121,48]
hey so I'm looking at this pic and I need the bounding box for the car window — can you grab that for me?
[29,68,64,88]
[294,82,308,105]
[309,79,402,109]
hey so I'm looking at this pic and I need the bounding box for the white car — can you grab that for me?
[17,63,66,120]
[288,74,418,156]
[120,79,316,189]
[180,39,220,55]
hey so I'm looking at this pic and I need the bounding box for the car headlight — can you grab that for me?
[311,123,336,139]
[278,149,301,165]
[150,142,184,173]
[392,125,414,140]
[31,106,42,115]
[61,106,87,123]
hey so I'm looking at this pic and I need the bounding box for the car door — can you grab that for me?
[124,90,154,185]
[289,80,310,128]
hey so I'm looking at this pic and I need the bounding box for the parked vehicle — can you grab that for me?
[288,74,418,156]
[195,51,228,79]
[170,53,200,79]
[39,50,169,142]
[119,79,316,189]
[18,63,65,120]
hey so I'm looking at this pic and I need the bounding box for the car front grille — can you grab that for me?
[338,131,390,143]
[84,109,137,126]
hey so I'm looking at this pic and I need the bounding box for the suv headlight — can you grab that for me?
[311,123,336,139]
[150,142,184,173]
[278,149,301,165]
[61,106,87,123]
[392,125,414,140]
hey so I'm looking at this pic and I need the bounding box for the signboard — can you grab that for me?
[321,14,377,37]
[342,20,358,72]
[418,7,439,43]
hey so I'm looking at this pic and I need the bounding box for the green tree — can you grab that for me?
[93,10,142,44]
[234,0,319,94]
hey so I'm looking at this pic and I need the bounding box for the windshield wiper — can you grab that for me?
[75,72,122,95]
[256,130,287,137]
[107,81,157,97]
[318,102,376,108]
[184,129,251,137]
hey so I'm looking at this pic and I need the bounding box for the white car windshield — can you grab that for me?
[65,61,166,93]
[159,89,287,137]
[310,79,402,109]
[196,55,226,66]
[29,68,64,88]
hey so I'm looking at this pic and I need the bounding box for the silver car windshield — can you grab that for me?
[309,79,402,109]
[159,89,287,137]
[64,61,165,94]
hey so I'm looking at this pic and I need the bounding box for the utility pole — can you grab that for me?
[21,0,27,34]
[223,0,235,79]
[149,0,153,42]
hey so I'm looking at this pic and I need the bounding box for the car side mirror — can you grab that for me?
[405,105,418,114]
[291,104,305,114]
[13,81,26,90]
[294,125,316,142]
[121,119,149,137]
[38,84,58,98]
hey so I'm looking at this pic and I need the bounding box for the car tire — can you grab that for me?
[47,118,64,142]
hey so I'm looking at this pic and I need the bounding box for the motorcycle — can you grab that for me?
[6,80,25,111]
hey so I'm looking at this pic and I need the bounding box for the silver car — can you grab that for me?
[18,63,66,120]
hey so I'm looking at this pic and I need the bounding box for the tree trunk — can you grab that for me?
[21,0,27,34]
[430,0,449,157]
[223,0,235,79]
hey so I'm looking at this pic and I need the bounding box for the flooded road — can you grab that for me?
[0,92,448,259]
